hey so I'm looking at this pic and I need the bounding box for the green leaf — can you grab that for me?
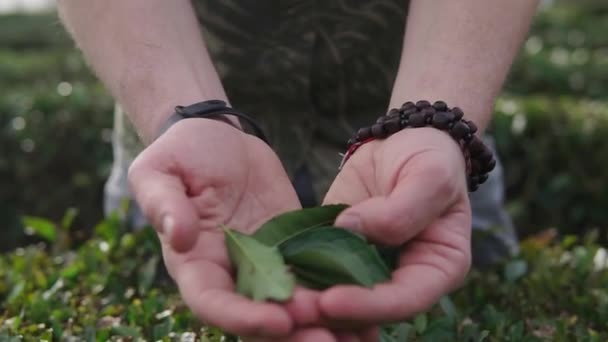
[110,325,141,337]
[253,204,348,246]
[224,228,295,301]
[381,322,411,342]
[414,313,428,334]
[94,213,121,244]
[439,296,457,321]
[60,207,78,231]
[280,227,390,288]
[22,216,57,242]
[504,259,528,283]
[138,255,159,295]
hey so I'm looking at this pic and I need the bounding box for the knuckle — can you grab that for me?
[422,161,459,198]
[374,214,407,243]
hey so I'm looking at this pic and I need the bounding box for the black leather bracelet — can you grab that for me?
[157,100,269,144]
[341,100,496,192]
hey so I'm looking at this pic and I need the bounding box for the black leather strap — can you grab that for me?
[157,100,269,144]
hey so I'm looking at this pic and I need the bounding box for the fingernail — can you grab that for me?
[162,215,175,237]
[336,213,362,232]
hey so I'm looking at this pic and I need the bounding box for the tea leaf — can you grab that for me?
[60,207,78,231]
[253,204,348,246]
[504,259,528,283]
[280,226,390,288]
[381,322,411,342]
[414,313,428,334]
[224,228,295,301]
[22,216,57,242]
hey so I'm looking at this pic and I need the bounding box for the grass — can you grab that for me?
[1,211,607,341]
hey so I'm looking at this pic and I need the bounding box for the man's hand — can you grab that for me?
[128,119,306,338]
[320,127,472,324]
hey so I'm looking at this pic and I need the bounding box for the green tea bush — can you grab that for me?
[0,17,114,248]
[1,215,607,340]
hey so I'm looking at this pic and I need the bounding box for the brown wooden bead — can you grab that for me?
[401,107,418,116]
[468,179,479,192]
[422,108,435,124]
[471,159,482,174]
[463,133,473,143]
[483,158,496,173]
[465,120,478,134]
[431,111,452,129]
[371,123,386,138]
[356,127,372,140]
[401,101,416,111]
[432,101,448,111]
[384,118,401,134]
[415,100,431,109]
[409,112,426,127]
[376,116,387,124]
[479,149,493,163]
[388,108,400,116]
[452,107,464,120]
[468,136,485,156]
[450,121,470,140]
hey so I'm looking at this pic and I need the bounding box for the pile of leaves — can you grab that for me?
[1,211,608,340]
[224,205,405,341]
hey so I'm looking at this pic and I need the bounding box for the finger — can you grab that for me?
[176,257,293,337]
[319,218,471,323]
[334,162,461,245]
[129,161,200,252]
[285,287,323,326]
[245,327,337,342]
[320,268,449,323]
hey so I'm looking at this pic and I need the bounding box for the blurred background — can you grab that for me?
[1,0,608,250]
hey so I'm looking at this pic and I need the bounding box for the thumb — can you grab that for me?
[334,170,456,246]
[128,163,199,253]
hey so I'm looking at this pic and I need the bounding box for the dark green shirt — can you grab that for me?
[118,0,409,194]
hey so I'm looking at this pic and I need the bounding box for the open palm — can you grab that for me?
[320,127,473,324]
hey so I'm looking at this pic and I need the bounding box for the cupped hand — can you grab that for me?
[320,127,473,325]
[128,119,308,338]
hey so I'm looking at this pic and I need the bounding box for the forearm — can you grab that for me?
[390,0,539,132]
[58,0,228,143]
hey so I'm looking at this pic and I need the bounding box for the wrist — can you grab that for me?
[341,100,495,191]
[153,100,268,145]
[389,90,496,134]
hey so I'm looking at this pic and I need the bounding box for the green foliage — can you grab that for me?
[493,96,608,236]
[224,228,295,302]
[252,204,348,246]
[1,215,608,340]
[244,206,396,340]
[280,226,390,288]
[0,14,114,249]
[22,216,56,242]
[0,14,72,50]
[488,2,608,236]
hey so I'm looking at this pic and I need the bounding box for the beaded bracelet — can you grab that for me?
[339,100,496,192]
